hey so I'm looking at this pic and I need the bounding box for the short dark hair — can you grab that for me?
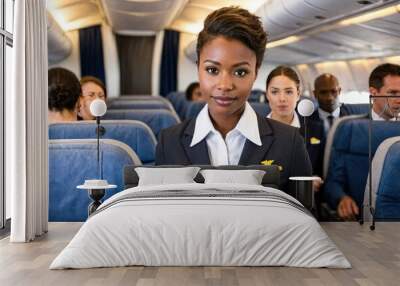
[266,65,301,91]
[185,82,199,100]
[80,76,107,98]
[196,6,268,69]
[369,63,400,90]
[314,73,339,90]
[48,67,81,112]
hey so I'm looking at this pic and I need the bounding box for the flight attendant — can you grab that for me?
[265,66,325,179]
[155,7,312,194]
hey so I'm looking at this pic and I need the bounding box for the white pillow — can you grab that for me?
[135,167,200,186]
[200,169,266,185]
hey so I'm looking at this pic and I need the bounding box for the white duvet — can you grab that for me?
[50,183,350,269]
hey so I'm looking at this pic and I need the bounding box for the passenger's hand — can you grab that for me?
[312,177,323,192]
[337,196,359,220]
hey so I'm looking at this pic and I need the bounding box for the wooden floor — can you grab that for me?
[0,222,399,286]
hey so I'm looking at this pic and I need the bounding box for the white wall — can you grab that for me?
[178,32,198,92]
[102,23,120,98]
[253,62,275,91]
[152,31,164,96]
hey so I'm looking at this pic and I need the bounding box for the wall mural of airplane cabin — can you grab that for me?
[1,0,400,285]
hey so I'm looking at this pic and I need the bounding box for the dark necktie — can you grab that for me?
[327,115,334,128]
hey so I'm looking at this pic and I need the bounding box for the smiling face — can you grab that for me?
[198,36,257,120]
[79,81,106,120]
[266,75,300,118]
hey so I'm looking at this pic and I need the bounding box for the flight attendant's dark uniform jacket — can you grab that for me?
[155,114,312,195]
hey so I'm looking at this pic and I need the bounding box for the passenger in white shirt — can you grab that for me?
[265,66,301,128]
[370,63,400,121]
[311,74,350,135]
[156,7,312,194]
[327,63,400,221]
[265,66,324,192]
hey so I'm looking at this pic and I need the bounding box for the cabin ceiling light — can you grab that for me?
[340,4,400,26]
[49,10,69,31]
[266,36,301,49]
[384,55,400,63]
[178,21,203,34]
[245,0,267,13]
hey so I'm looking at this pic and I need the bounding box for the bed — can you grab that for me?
[50,166,350,269]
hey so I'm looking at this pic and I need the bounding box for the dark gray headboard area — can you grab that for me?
[123,165,280,189]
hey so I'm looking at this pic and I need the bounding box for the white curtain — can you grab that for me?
[7,0,48,242]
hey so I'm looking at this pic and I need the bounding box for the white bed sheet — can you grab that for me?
[50,183,350,269]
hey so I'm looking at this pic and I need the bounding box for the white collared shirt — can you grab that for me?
[371,109,398,121]
[318,107,341,134]
[190,102,262,166]
[266,112,301,128]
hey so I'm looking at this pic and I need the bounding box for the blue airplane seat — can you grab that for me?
[108,100,171,111]
[346,103,369,115]
[49,120,157,164]
[108,96,179,118]
[250,102,271,117]
[166,91,188,120]
[363,137,400,221]
[323,117,400,212]
[184,101,206,119]
[248,89,266,102]
[118,95,164,100]
[103,109,180,138]
[49,139,141,222]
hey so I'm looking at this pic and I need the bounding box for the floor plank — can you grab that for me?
[0,222,399,286]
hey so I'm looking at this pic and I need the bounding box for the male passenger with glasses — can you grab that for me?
[323,63,400,221]
[369,63,400,121]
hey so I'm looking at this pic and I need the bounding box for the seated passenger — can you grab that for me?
[325,62,400,220]
[155,7,312,194]
[185,82,205,102]
[370,63,400,121]
[48,67,81,124]
[310,73,350,135]
[79,76,107,120]
[265,66,324,185]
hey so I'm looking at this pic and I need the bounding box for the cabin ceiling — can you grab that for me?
[100,0,188,34]
[47,0,400,64]
[181,0,400,64]
[263,0,400,64]
[47,0,104,31]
